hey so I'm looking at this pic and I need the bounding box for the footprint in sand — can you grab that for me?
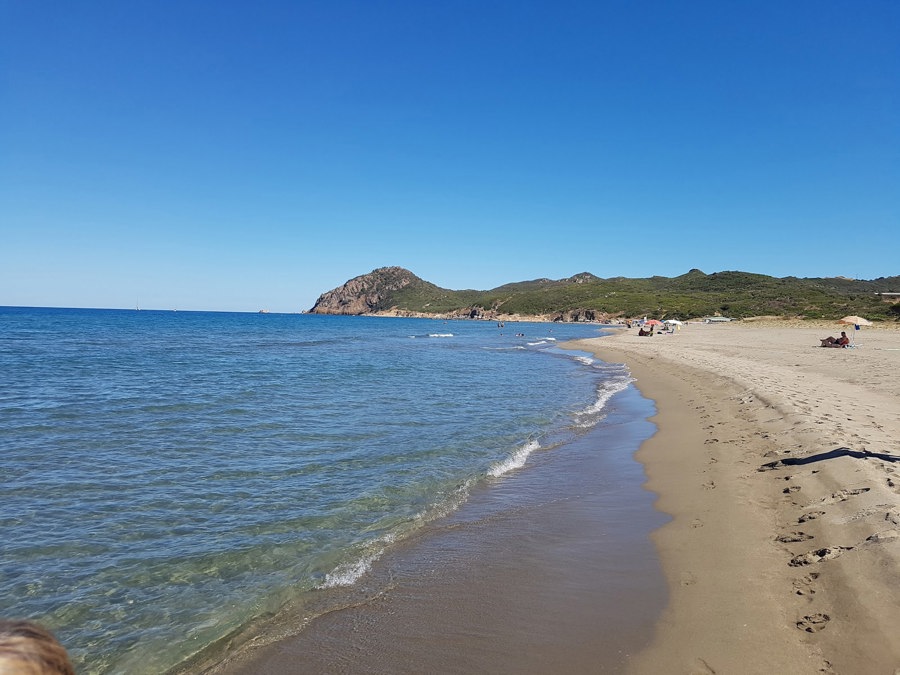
[865,530,900,544]
[820,488,870,505]
[797,613,830,632]
[777,531,814,543]
[789,546,853,567]
[799,511,826,523]
[844,504,896,523]
[792,571,820,597]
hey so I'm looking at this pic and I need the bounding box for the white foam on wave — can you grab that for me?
[319,552,379,588]
[488,439,541,478]
[527,340,549,347]
[574,355,594,365]
[573,374,633,428]
[418,477,477,522]
[428,333,454,338]
[317,478,477,590]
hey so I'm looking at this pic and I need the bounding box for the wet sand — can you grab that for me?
[567,321,900,674]
[200,385,667,674]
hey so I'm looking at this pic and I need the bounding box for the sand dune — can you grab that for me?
[567,321,900,674]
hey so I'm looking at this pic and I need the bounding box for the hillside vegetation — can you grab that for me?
[309,267,900,321]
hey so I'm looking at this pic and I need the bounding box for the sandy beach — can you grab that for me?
[567,320,900,674]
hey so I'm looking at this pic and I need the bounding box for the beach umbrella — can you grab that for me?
[663,319,683,325]
[838,315,872,326]
[645,319,662,326]
[838,315,871,346]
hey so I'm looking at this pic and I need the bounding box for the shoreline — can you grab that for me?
[194,377,667,674]
[566,321,900,673]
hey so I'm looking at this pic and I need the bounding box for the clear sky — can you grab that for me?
[2,1,897,312]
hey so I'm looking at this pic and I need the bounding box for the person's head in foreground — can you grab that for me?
[0,620,74,675]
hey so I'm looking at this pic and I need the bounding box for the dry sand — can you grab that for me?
[566,321,900,675]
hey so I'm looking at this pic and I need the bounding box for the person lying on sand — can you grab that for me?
[820,331,850,348]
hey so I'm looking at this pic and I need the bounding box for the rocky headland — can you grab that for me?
[307,266,900,323]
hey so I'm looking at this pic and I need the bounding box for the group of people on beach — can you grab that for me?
[638,325,673,336]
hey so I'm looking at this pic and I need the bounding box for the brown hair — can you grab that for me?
[0,620,75,675]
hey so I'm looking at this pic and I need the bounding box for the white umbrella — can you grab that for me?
[663,319,683,325]
[837,315,871,347]
[838,315,872,326]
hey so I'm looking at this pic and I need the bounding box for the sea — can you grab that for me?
[0,307,651,674]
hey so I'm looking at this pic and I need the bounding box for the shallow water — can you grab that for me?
[225,384,666,675]
[1,308,631,673]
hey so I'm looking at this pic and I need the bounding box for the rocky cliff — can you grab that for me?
[308,267,432,315]
[307,267,611,321]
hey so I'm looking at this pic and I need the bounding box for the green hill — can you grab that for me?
[309,267,900,321]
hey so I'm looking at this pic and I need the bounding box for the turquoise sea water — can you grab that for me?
[0,308,633,673]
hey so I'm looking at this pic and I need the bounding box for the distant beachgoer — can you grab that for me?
[0,620,74,675]
[638,327,650,336]
[820,331,850,348]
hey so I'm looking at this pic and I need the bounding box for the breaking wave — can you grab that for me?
[488,439,542,478]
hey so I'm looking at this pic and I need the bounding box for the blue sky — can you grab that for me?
[2,1,897,312]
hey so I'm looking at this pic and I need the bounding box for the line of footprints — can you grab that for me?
[767,468,900,634]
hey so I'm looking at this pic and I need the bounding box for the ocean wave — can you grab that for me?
[317,475,477,589]
[318,548,384,589]
[418,478,477,523]
[526,340,550,347]
[488,439,541,478]
[572,375,633,428]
